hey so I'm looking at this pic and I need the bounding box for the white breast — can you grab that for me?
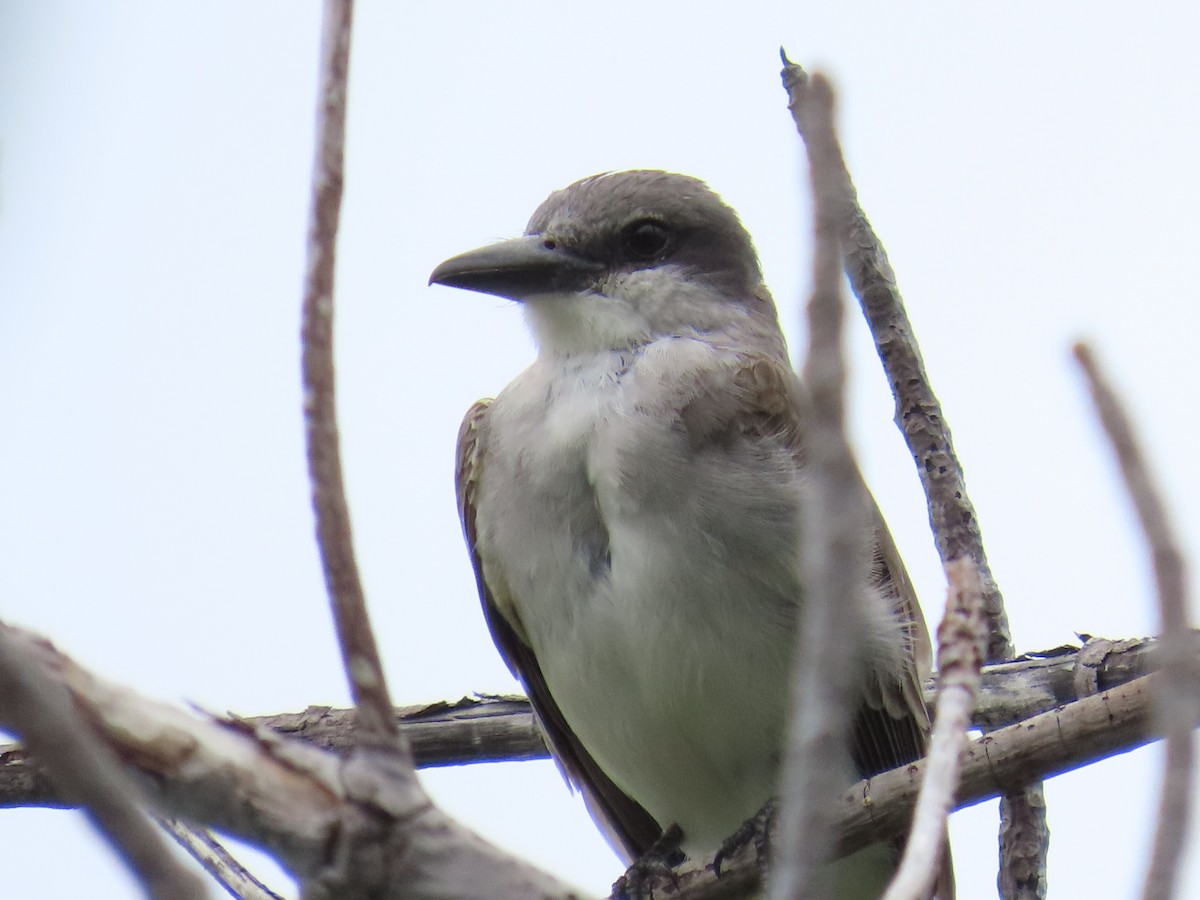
[474,341,804,852]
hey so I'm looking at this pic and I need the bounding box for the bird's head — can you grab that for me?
[430,170,782,356]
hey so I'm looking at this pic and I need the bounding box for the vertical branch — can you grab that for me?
[883,560,986,900]
[995,790,1048,900]
[779,53,1048,899]
[1073,343,1196,900]
[770,72,869,900]
[0,625,210,900]
[301,0,401,746]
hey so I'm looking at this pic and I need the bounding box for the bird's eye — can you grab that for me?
[622,220,672,260]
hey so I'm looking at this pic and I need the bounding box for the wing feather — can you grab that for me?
[690,353,952,897]
[722,354,935,778]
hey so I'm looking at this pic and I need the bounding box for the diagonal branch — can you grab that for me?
[0,623,583,899]
[780,56,1009,660]
[159,820,285,900]
[0,624,210,899]
[660,671,1192,900]
[780,52,1047,899]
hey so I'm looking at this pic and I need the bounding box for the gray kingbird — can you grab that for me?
[430,170,951,899]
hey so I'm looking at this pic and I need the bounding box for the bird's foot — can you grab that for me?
[612,823,685,899]
[713,798,776,878]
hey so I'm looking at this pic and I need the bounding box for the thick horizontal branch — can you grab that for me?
[263,696,548,765]
[0,635,1173,810]
[663,671,1181,900]
[0,696,544,809]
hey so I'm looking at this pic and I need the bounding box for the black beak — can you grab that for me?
[429,236,604,301]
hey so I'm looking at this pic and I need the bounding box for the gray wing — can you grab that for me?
[682,352,953,897]
[455,399,663,862]
[854,507,933,778]
[696,353,934,773]
[859,514,955,900]
[870,513,956,900]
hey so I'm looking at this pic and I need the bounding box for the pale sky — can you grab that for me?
[1,2,1198,898]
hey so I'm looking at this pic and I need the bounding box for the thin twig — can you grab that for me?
[160,819,285,900]
[1073,343,1196,900]
[0,623,209,899]
[301,0,400,746]
[771,71,869,900]
[780,51,1048,899]
[883,560,986,900]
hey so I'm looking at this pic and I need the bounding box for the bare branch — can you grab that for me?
[0,624,584,899]
[246,696,546,765]
[300,0,400,745]
[0,623,210,899]
[884,560,986,900]
[1073,343,1196,900]
[771,70,870,900]
[3,636,1178,810]
[780,52,1047,898]
[837,674,1171,856]
[0,616,1187,899]
[159,820,285,900]
[780,55,1009,660]
[664,671,1189,899]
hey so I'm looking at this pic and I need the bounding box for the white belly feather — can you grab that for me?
[475,342,802,851]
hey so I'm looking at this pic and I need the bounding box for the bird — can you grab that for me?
[430,170,951,899]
